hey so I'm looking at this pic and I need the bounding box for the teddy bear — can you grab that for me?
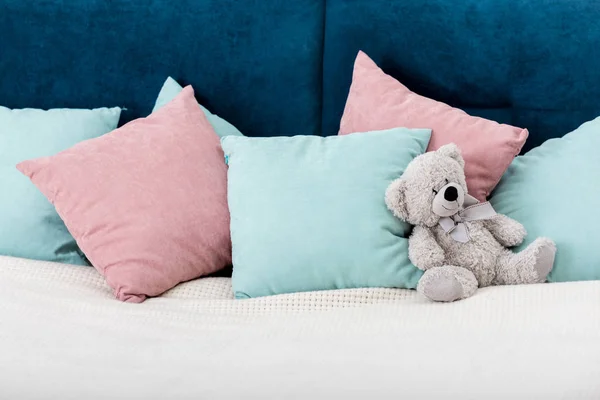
[385,143,556,302]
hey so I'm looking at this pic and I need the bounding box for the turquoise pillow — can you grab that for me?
[222,128,431,298]
[491,116,600,282]
[0,106,121,265]
[152,77,243,138]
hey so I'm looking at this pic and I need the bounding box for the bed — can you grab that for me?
[2,1,600,398]
[1,256,599,398]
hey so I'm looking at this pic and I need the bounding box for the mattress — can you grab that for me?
[1,255,599,399]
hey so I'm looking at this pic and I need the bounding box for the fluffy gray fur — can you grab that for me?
[386,143,556,302]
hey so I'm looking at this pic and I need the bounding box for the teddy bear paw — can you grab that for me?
[417,267,464,302]
[532,238,556,283]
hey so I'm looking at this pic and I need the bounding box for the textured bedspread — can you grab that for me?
[1,256,599,399]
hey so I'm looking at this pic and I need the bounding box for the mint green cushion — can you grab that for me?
[0,106,121,264]
[491,116,600,282]
[152,77,243,138]
[222,128,431,298]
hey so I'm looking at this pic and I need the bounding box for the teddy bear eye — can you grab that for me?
[433,179,450,195]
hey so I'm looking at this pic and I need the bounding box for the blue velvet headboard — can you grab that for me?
[0,0,325,136]
[2,0,600,152]
[322,0,600,152]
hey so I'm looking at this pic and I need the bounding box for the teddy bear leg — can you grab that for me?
[417,266,478,302]
[494,237,556,285]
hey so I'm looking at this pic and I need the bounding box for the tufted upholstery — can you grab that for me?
[2,0,600,150]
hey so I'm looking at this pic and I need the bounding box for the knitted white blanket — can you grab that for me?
[1,256,599,399]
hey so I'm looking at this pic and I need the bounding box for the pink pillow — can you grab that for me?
[17,86,231,303]
[339,51,528,200]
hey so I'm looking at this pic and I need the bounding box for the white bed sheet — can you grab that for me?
[1,255,599,399]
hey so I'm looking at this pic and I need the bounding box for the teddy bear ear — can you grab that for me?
[385,178,409,221]
[437,143,465,168]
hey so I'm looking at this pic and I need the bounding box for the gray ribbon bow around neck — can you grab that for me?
[438,198,497,243]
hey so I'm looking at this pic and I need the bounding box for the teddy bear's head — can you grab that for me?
[385,143,470,227]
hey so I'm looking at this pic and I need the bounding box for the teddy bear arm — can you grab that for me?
[408,226,445,271]
[483,214,527,247]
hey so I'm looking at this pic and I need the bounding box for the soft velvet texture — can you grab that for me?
[490,116,600,283]
[3,1,600,145]
[0,106,120,265]
[338,52,528,201]
[153,77,243,138]
[322,0,600,150]
[18,87,231,303]
[222,128,431,299]
[0,0,324,136]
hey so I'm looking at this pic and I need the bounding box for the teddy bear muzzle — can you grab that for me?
[432,182,465,217]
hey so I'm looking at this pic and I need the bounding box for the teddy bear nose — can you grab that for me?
[444,186,458,202]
